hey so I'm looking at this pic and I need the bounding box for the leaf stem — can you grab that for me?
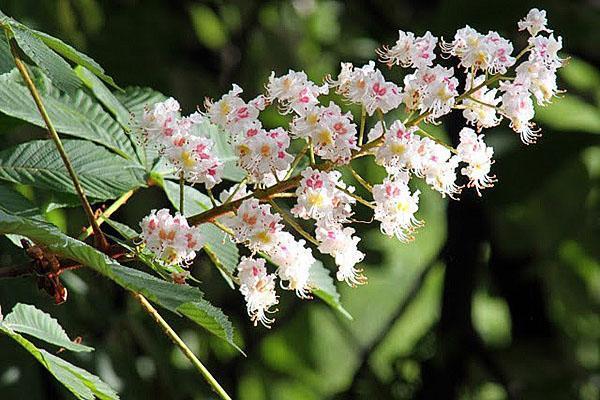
[132,293,232,400]
[179,173,185,215]
[79,189,136,241]
[8,37,108,251]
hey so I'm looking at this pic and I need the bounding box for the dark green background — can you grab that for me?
[0,1,599,399]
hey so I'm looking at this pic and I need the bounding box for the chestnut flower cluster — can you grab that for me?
[136,9,564,327]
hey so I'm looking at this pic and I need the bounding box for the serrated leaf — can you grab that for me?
[3,303,93,352]
[0,210,238,349]
[0,184,41,217]
[104,218,139,241]
[162,180,239,287]
[31,29,118,89]
[0,68,136,158]
[0,305,119,400]
[0,140,146,201]
[308,260,353,320]
[10,24,82,93]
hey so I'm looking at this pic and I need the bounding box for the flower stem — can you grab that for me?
[207,188,218,207]
[223,176,248,205]
[347,165,373,191]
[268,200,319,246]
[8,37,108,250]
[179,173,185,215]
[335,185,375,209]
[358,105,367,145]
[284,142,309,180]
[132,293,232,400]
[417,128,458,154]
[308,138,316,165]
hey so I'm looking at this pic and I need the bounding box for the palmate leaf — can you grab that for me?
[0,68,136,158]
[0,140,146,201]
[309,261,353,320]
[0,306,118,400]
[0,184,41,218]
[3,303,93,352]
[0,210,238,349]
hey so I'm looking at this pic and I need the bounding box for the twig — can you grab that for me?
[7,36,108,250]
[132,293,233,400]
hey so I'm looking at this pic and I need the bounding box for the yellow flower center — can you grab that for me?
[307,192,325,207]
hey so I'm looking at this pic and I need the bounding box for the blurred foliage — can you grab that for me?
[0,0,599,399]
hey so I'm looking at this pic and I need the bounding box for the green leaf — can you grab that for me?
[3,303,94,352]
[31,29,118,89]
[560,56,600,93]
[0,210,238,349]
[10,24,82,93]
[308,260,353,320]
[0,68,136,158]
[162,180,239,288]
[535,95,600,134]
[74,66,130,129]
[0,36,14,74]
[0,184,41,217]
[0,305,119,400]
[0,140,146,201]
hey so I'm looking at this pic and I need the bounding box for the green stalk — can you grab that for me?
[132,293,233,400]
[268,200,319,246]
[179,173,185,215]
[79,189,135,241]
[8,37,108,250]
[358,105,367,146]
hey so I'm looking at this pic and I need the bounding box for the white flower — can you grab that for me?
[292,168,355,224]
[417,139,462,198]
[441,27,514,74]
[461,74,502,130]
[329,62,402,116]
[139,209,204,267]
[515,60,559,105]
[204,84,264,140]
[141,97,181,146]
[419,66,459,121]
[235,127,293,184]
[266,70,328,114]
[456,128,497,195]
[163,131,223,188]
[372,173,422,242]
[378,30,437,69]
[316,223,366,286]
[270,231,315,298]
[500,80,540,144]
[237,257,279,327]
[518,8,552,36]
[292,102,359,164]
[223,198,284,253]
[370,120,420,174]
[528,34,564,70]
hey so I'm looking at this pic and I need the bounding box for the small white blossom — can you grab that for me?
[528,34,564,70]
[141,97,181,145]
[270,231,315,298]
[266,70,328,114]
[456,127,497,195]
[515,60,559,105]
[461,74,502,130]
[223,198,284,253]
[500,80,540,144]
[369,120,420,174]
[235,127,293,184]
[378,30,437,69]
[372,173,422,242]
[316,223,366,286]
[292,168,355,224]
[237,257,279,327]
[139,209,204,267]
[518,8,552,36]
